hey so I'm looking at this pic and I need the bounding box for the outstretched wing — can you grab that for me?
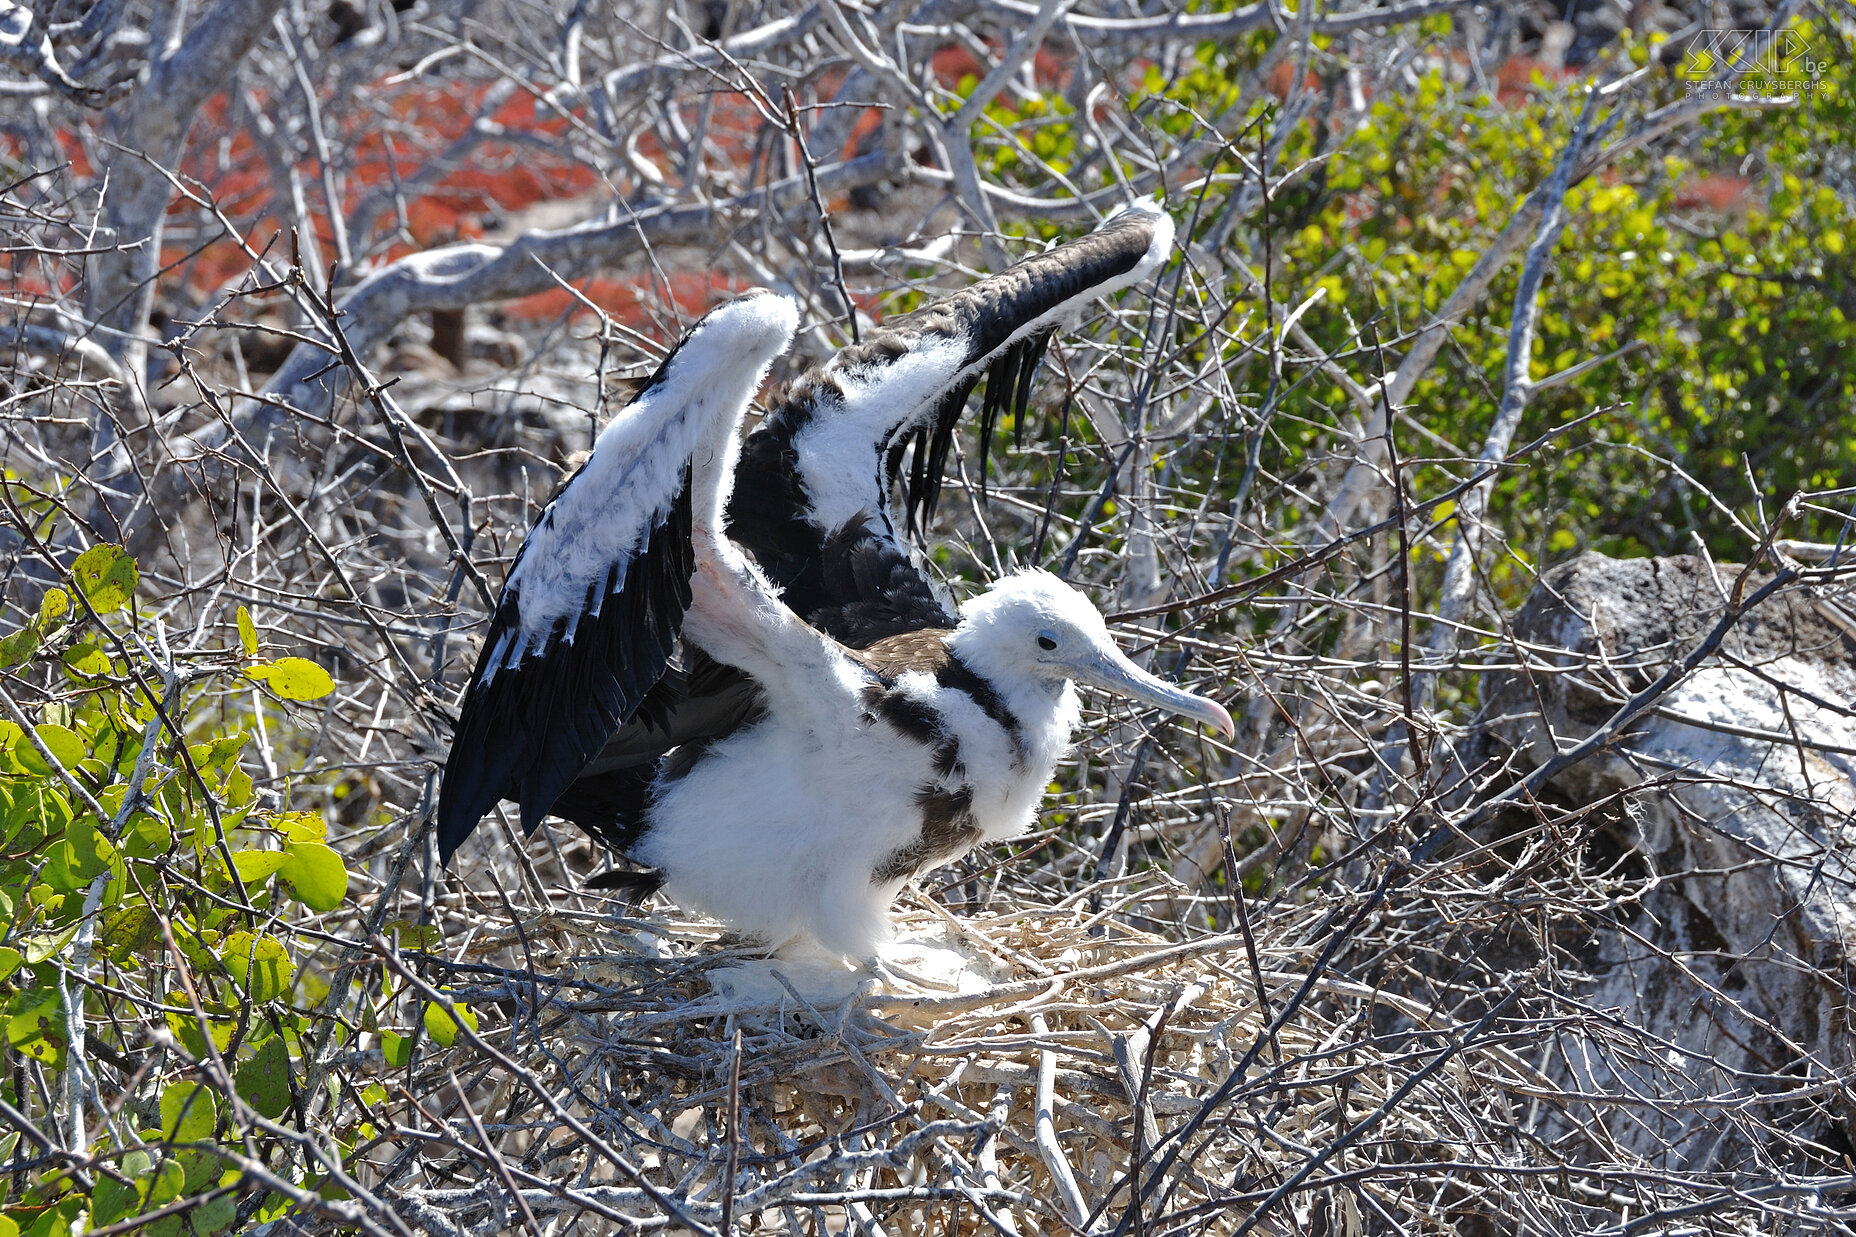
[550,205,1176,855]
[729,201,1176,645]
[436,292,799,862]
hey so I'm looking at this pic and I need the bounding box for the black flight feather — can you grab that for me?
[970,327,1053,510]
[739,206,1160,570]
[539,209,1166,858]
[436,475,693,862]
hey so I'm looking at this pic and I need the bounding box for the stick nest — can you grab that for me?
[368,875,1562,1237]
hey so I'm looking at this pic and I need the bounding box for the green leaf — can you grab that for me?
[0,948,21,982]
[193,1191,238,1235]
[71,544,138,613]
[122,812,172,859]
[0,627,39,671]
[37,841,84,893]
[224,765,253,809]
[246,657,334,701]
[20,919,81,964]
[6,990,64,1069]
[160,1080,218,1142]
[62,644,111,677]
[280,842,346,912]
[380,1029,410,1068]
[61,817,115,881]
[145,1155,187,1205]
[101,904,160,958]
[166,1005,235,1058]
[198,732,248,774]
[273,810,326,844]
[94,1148,152,1224]
[168,922,219,974]
[423,999,477,1048]
[27,884,62,918]
[15,723,85,775]
[230,849,291,884]
[219,931,293,1003]
[237,1035,294,1119]
[37,784,70,835]
[23,1198,80,1237]
[89,723,125,770]
[187,1150,230,1194]
[236,606,258,657]
[38,589,67,626]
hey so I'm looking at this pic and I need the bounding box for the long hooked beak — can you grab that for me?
[1069,641,1235,739]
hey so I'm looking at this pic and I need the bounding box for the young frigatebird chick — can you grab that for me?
[436,204,1233,965]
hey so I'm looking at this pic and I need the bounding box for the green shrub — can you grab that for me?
[0,535,356,1235]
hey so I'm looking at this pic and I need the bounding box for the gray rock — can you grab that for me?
[1482,552,1856,1170]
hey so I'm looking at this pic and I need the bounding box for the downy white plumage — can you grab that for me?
[437,202,1233,965]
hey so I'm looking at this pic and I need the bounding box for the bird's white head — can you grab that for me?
[950,570,1235,738]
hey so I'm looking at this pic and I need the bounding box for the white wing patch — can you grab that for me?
[495,293,799,668]
[789,201,1175,541]
[792,334,970,537]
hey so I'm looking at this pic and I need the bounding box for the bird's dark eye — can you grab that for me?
[1037,635,1058,651]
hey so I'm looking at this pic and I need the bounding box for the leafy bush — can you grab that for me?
[978,17,1853,577]
[0,533,356,1235]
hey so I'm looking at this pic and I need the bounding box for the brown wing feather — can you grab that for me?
[849,629,955,678]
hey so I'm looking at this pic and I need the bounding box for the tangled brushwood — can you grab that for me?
[371,891,1552,1236]
[333,688,1856,1237]
[3,0,1856,1232]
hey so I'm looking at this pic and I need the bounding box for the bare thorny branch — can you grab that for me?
[1,1,1852,1234]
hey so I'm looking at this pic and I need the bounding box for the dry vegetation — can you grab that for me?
[2,0,1855,1232]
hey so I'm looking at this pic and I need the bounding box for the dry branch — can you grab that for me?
[1,2,1850,1234]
